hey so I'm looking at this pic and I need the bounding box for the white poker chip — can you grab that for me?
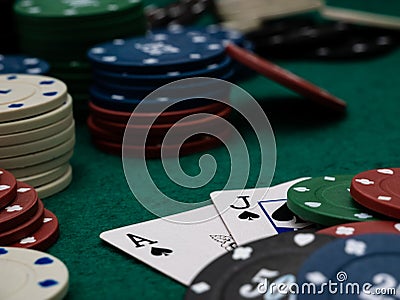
[0,247,69,300]
[0,74,68,122]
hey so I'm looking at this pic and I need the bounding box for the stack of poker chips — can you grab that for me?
[0,54,50,75]
[13,0,147,106]
[0,0,19,53]
[0,74,75,198]
[145,0,214,29]
[213,0,322,32]
[86,25,248,157]
[0,169,60,251]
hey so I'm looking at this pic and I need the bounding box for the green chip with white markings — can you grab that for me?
[14,0,142,19]
[287,175,383,226]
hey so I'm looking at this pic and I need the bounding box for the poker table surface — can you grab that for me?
[42,4,400,300]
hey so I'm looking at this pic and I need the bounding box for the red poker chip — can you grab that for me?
[318,220,400,237]
[93,128,231,158]
[89,100,230,124]
[0,199,44,245]
[350,168,400,219]
[225,43,347,113]
[92,105,232,136]
[8,209,60,251]
[87,116,123,143]
[0,181,39,233]
[0,169,17,209]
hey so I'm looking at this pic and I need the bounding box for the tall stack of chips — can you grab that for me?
[0,74,75,198]
[86,25,243,157]
[0,169,60,250]
[13,0,147,108]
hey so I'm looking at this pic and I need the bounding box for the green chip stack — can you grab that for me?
[14,0,147,113]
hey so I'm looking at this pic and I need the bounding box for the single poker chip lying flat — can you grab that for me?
[10,150,73,178]
[0,74,68,122]
[297,234,400,299]
[0,181,38,232]
[318,220,400,237]
[18,164,70,188]
[9,209,60,251]
[0,136,75,169]
[0,121,75,158]
[225,43,347,113]
[35,165,72,199]
[0,113,73,147]
[287,175,381,226]
[0,169,17,209]
[0,246,69,300]
[350,168,400,219]
[0,94,72,135]
[87,28,226,73]
[185,230,335,300]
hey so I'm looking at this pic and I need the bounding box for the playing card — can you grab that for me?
[211,178,312,245]
[100,205,236,286]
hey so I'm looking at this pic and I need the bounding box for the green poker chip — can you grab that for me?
[14,0,143,19]
[287,175,382,226]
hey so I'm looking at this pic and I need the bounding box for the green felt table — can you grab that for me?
[41,5,400,300]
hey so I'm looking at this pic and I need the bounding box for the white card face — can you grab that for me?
[100,205,236,286]
[211,178,312,246]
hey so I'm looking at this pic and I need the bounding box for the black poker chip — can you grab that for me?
[185,230,336,300]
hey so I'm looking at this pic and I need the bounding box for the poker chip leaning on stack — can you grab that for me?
[13,0,147,106]
[0,74,75,198]
[0,170,60,251]
[87,25,240,157]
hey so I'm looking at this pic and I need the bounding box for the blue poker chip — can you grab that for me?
[93,66,235,99]
[0,55,50,74]
[203,24,246,47]
[297,234,400,299]
[90,72,233,112]
[87,27,226,73]
[92,55,234,87]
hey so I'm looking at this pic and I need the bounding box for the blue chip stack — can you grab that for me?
[0,55,50,75]
[86,24,251,156]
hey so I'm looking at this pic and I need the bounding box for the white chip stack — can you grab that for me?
[0,74,75,198]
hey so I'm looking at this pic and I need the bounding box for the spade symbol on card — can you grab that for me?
[272,203,306,224]
[150,247,173,257]
[238,211,260,221]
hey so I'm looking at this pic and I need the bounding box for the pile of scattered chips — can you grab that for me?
[0,54,49,75]
[13,0,147,103]
[0,169,60,250]
[146,0,213,29]
[0,247,69,299]
[86,25,246,157]
[247,18,400,60]
[214,0,323,32]
[0,0,18,53]
[0,74,75,198]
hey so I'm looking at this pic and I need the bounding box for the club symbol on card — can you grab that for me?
[238,211,260,221]
[150,247,173,257]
